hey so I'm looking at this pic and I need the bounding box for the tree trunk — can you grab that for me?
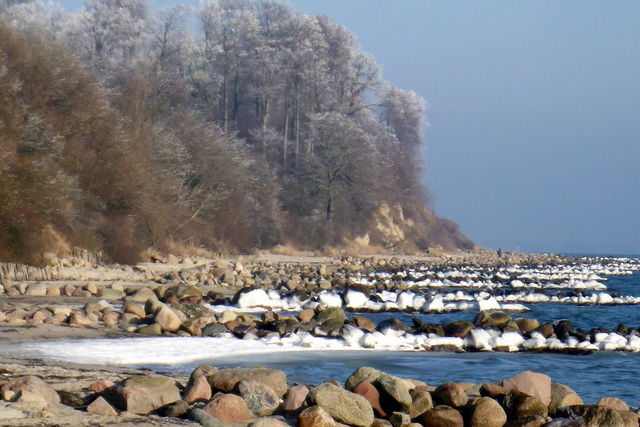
[223,71,229,133]
[283,102,289,169]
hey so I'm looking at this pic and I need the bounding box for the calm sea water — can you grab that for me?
[145,269,640,406]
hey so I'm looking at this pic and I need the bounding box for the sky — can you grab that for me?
[58,0,640,255]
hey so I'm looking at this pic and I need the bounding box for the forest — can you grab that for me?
[0,0,473,264]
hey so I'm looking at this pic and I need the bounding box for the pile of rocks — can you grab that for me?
[0,366,637,426]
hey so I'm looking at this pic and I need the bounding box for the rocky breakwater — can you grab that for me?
[0,362,638,426]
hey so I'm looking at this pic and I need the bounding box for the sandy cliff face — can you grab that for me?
[349,203,475,254]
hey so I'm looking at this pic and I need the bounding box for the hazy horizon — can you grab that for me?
[57,0,640,255]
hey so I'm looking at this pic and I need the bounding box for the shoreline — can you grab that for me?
[0,252,639,425]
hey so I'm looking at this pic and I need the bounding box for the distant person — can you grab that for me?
[497,248,503,258]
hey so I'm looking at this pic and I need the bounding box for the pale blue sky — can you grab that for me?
[59,0,640,254]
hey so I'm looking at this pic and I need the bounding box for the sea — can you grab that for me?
[9,257,640,406]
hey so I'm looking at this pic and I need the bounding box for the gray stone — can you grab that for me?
[375,374,412,413]
[208,367,287,397]
[189,408,224,427]
[345,367,384,391]
[237,380,280,417]
[113,375,181,414]
[310,382,374,427]
[87,396,118,416]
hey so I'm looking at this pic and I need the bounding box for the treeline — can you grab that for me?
[0,0,473,264]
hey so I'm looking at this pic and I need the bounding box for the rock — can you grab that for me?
[409,387,433,418]
[103,311,120,327]
[515,318,540,333]
[202,393,253,423]
[375,375,412,413]
[46,286,60,296]
[128,287,158,303]
[218,310,239,324]
[89,380,114,393]
[377,319,409,334]
[443,321,475,338]
[619,411,640,427]
[299,308,315,323]
[480,383,507,398]
[137,323,162,335]
[298,405,336,427]
[503,389,548,419]
[345,367,384,391]
[501,371,551,406]
[250,416,291,427]
[355,381,386,417]
[283,384,309,412]
[14,389,49,411]
[113,375,181,414]
[184,374,212,404]
[190,408,224,427]
[568,405,625,426]
[433,382,468,408]
[554,320,574,339]
[202,323,228,337]
[25,283,47,296]
[1,376,60,406]
[549,383,583,414]
[310,382,374,427]
[87,396,118,416]
[390,411,412,427]
[466,397,507,427]
[0,404,25,419]
[417,405,464,427]
[238,380,280,417]
[597,397,629,412]
[154,304,182,332]
[69,312,94,327]
[372,419,394,427]
[315,307,347,324]
[353,316,377,333]
[208,367,288,397]
[124,302,146,318]
[163,399,190,418]
[98,287,125,299]
[536,323,555,338]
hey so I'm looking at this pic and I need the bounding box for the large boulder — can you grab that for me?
[345,367,384,391]
[567,405,626,427]
[283,385,309,412]
[417,405,464,427]
[443,321,475,338]
[87,396,118,416]
[237,380,280,417]
[597,397,629,412]
[298,405,336,427]
[1,376,60,407]
[409,387,433,418]
[208,368,287,397]
[503,389,548,419]
[310,382,374,427]
[184,375,212,404]
[501,371,551,406]
[549,383,583,414]
[315,307,347,325]
[153,304,182,332]
[375,375,412,413]
[355,381,386,417]
[466,397,507,427]
[433,382,468,408]
[202,393,253,423]
[112,375,181,414]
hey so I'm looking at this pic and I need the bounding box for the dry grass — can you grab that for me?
[155,239,233,260]
[40,225,71,258]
